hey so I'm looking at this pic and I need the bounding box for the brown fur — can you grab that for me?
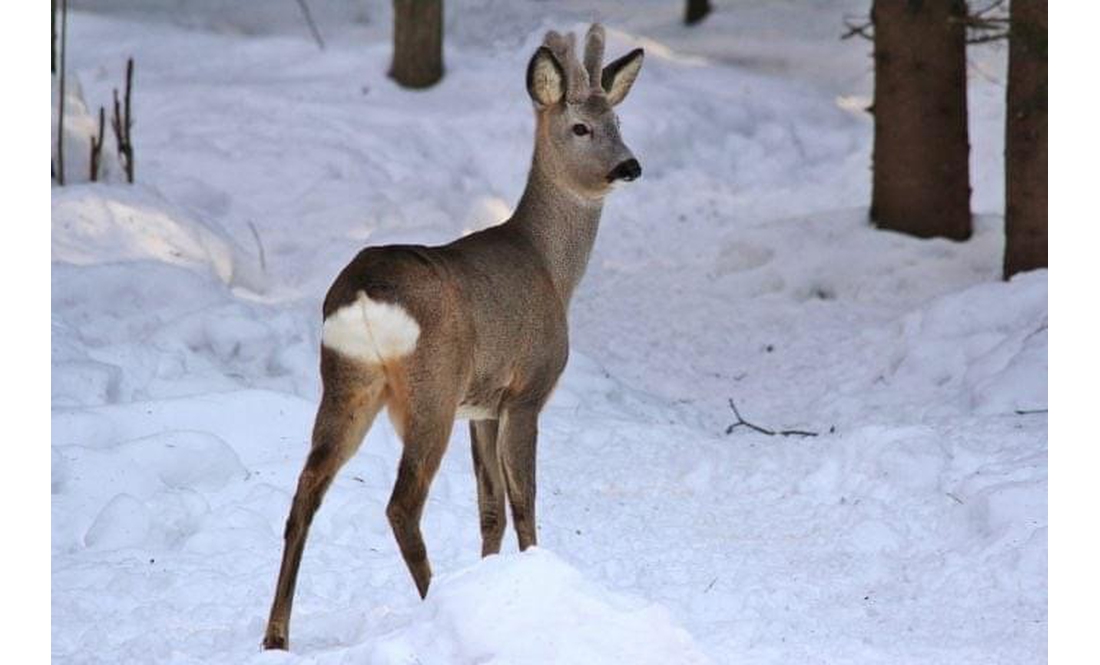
[263,24,645,651]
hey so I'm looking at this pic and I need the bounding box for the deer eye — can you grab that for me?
[572,123,590,137]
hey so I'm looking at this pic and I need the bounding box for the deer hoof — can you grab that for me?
[262,632,288,651]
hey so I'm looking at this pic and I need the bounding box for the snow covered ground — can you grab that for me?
[52,2,1046,663]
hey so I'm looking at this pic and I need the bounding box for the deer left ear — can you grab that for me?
[601,48,644,106]
[527,46,566,108]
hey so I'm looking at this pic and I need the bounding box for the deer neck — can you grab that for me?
[509,147,604,305]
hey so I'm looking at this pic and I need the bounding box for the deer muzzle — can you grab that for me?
[607,158,642,183]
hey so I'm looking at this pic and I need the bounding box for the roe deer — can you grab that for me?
[263,24,644,650]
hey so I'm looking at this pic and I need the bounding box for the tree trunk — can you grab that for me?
[1003,0,1047,279]
[685,0,712,25]
[52,0,57,74]
[56,0,67,185]
[870,0,971,240]
[390,0,444,89]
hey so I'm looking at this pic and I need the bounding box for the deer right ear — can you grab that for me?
[526,46,565,108]
[601,48,644,106]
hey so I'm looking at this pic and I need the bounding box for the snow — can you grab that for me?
[369,548,711,665]
[52,2,1046,664]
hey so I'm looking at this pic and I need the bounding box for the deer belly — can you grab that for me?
[455,403,498,421]
[455,377,507,421]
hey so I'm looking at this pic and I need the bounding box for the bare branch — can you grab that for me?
[967,31,1009,45]
[295,0,325,50]
[958,0,1010,45]
[111,58,135,183]
[969,0,1008,20]
[247,220,268,274]
[841,15,874,41]
[724,399,819,438]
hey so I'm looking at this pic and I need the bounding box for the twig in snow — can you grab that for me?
[246,220,268,274]
[704,577,718,593]
[1023,323,1048,343]
[946,492,964,505]
[295,0,326,50]
[1014,409,1048,415]
[724,399,819,438]
[89,106,105,182]
[111,58,135,183]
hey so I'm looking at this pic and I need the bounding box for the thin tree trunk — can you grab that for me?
[390,0,444,89]
[685,0,712,25]
[870,0,971,240]
[1003,0,1047,279]
[52,0,57,74]
[56,0,68,185]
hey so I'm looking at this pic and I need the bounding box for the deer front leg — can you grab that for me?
[499,407,540,551]
[387,413,453,599]
[470,419,507,556]
[263,381,381,651]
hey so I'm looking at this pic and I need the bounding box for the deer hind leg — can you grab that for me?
[499,407,540,551]
[263,357,385,651]
[386,395,455,599]
[470,419,507,556]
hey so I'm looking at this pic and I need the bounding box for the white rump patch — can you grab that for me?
[322,292,421,363]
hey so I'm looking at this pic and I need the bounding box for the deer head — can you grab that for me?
[526,24,645,200]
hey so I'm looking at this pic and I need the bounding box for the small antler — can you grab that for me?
[542,29,588,102]
[583,24,605,91]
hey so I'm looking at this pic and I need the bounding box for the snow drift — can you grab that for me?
[370,549,712,665]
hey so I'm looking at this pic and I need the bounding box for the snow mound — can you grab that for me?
[52,184,264,291]
[889,270,1047,416]
[117,430,247,492]
[84,493,153,550]
[371,548,712,665]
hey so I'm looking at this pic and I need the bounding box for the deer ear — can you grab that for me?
[527,46,565,108]
[601,48,644,106]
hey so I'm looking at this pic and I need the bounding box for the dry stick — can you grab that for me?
[111,58,135,183]
[970,0,1008,20]
[295,0,325,50]
[725,399,819,438]
[246,220,268,274]
[111,89,122,174]
[89,106,105,182]
[967,31,1010,45]
[124,57,133,182]
[840,15,873,41]
[56,0,68,185]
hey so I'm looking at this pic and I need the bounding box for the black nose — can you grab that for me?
[607,158,642,183]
